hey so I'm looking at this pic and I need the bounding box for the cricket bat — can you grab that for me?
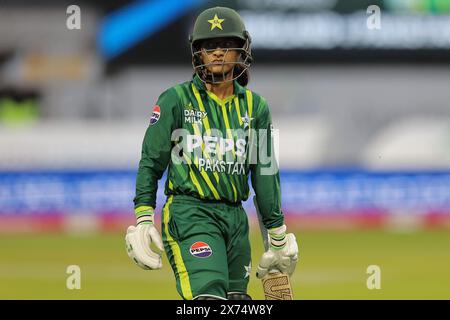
[253,197,294,300]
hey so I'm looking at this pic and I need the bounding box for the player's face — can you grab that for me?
[200,38,241,76]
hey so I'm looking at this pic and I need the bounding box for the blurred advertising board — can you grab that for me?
[1,170,449,231]
[96,0,450,67]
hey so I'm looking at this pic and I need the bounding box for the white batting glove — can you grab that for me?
[125,206,164,270]
[256,225,299,279]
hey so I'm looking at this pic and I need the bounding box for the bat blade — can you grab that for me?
[262,271,294,300]
[253,196,294,300]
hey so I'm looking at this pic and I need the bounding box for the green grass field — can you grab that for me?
[1,229,450,299]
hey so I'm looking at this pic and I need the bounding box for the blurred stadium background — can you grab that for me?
[1,0,450,299]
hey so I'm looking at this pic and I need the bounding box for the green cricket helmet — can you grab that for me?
[189,7,253,85]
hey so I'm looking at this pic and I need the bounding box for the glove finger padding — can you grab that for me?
[285,233,298,256]
[256,232,299,279]
[285,233,299,276]
[125,224,163,270]
[256,251,276,279]
[148,225,164,252]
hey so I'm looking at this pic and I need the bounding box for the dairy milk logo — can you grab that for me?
[184,108,207,124]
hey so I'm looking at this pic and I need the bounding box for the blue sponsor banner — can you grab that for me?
[1,170,450,215]
[281,170,450,213]
[0,171,136,214]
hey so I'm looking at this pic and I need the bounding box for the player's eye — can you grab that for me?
[223,40,239,48]
[201,39,241,50]
[202,41,220,50]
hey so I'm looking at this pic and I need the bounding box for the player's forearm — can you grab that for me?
[250,97,284,228]
[133,149,168,210]
[133,161,159,210]
[252,170,284,229]
[133,121,172,211]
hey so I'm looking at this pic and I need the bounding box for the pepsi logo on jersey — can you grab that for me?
[150,105,161,125]
[190,241,213,258]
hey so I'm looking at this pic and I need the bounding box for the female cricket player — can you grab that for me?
[125,6,298,300]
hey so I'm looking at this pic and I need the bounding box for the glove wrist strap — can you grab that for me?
[135,206,155,225]
[268,224,287,250]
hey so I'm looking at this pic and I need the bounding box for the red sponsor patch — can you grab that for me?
[150,105,161,125]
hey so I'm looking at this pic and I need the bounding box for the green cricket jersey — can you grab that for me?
[134,74,284,229]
